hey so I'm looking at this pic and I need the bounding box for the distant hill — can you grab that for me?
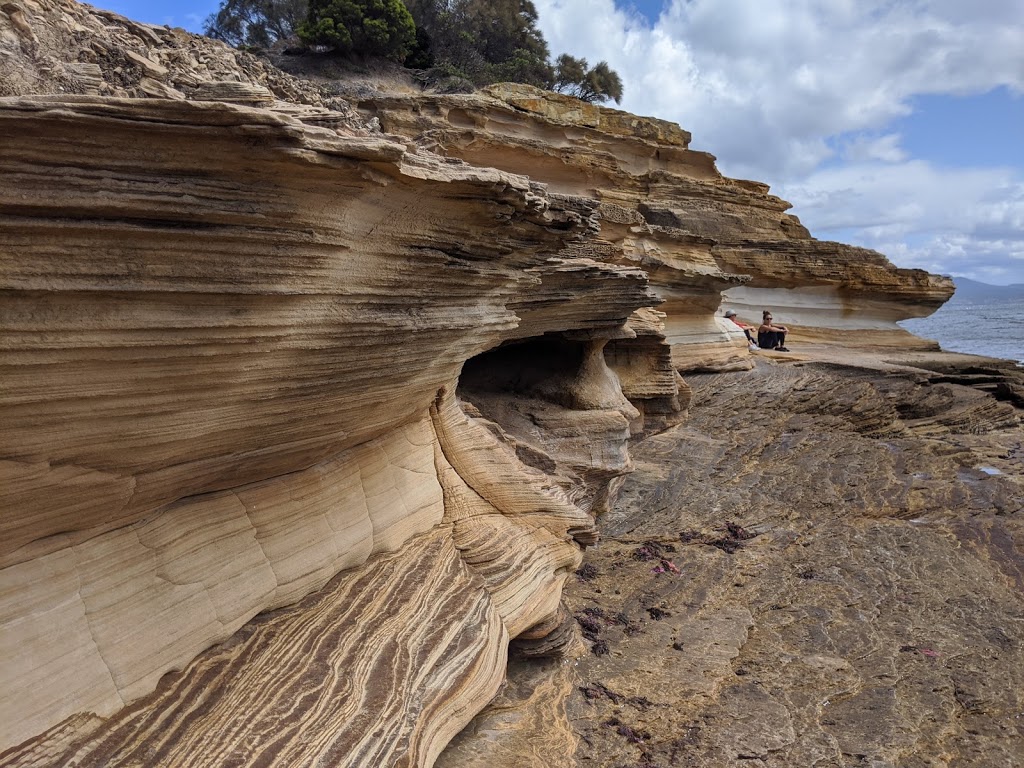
[951,277,1024,302]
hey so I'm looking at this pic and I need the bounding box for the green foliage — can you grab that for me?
[204,0,307,48]
[553,53,586,89]
[204,0,625,102]
[406,2,623,99]
[299,0,416,60]
[465,0,549,72]
[404,0,553,88]
[554,54,623,104]
[404,25,434,68]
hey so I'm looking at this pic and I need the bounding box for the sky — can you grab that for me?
[93,0,1024,284]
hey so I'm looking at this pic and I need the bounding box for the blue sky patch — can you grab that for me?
[895,87,1024,170]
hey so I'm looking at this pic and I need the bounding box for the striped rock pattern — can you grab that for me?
[357,85,954,370]
[1,416,444,749]
[2,372,608,767]
[0,3,965,765]
[0,92,649,762]
[5,529,508,768]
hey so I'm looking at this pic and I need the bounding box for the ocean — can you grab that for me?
[899,294,1024,366]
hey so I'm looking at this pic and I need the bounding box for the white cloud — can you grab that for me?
[777,161,1024,281]
[840,134,908,164]
[533,0,1024,283]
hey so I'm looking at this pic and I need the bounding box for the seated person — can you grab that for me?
[758,311,790,351]
[724,310,759,350]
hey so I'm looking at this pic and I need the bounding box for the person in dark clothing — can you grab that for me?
[758,311,790,351]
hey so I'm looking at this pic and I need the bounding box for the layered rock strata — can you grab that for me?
[358,84,954,369]
[0,1,971,765]
[0,93,653,761]
[3,386,602,767]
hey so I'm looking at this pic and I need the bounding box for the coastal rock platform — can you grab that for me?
[440,349,1024,768]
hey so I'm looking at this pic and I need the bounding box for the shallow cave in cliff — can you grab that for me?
[456,333,640,508]
[456,333,597,479]
[458,333,586,409]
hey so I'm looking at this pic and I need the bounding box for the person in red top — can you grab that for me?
[724,310,759,350]
[757,310,790,351]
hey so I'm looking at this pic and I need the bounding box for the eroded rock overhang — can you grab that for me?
[358,84,955,369]
[0,93,681,764]
[0,4,958,760]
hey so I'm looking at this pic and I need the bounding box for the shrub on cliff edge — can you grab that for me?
[554,54,623,104]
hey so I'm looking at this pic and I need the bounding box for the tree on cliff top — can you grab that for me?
[204,0,624,103]
[205,0,306,48]
[299,0,416,60]
[405,0,625,101]
[404,0,553,88]
[553,54,623,104]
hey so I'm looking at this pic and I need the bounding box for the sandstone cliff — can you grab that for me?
[356,83,954,369]
[1,2,1019,767]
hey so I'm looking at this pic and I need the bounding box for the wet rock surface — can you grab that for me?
[443,354,1023,768]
